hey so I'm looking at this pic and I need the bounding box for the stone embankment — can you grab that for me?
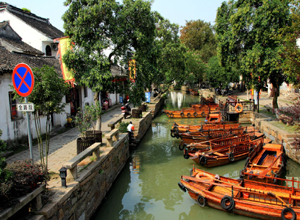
[27,96,164,220]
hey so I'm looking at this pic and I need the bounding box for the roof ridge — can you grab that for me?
[0,2,49,24]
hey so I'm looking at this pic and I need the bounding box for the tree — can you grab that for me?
[185,50,206,86]
[216,0,291,110]
[180,20,217,63]
[206,55,239,89]
[12,65,69,171]
[280,0,300,87]
[62,0,158,125]
[154,18,187,89]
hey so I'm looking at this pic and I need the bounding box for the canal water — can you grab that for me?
[92,91,300,220]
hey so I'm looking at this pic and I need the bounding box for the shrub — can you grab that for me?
[0,160,48,210]
[119,122,129,133]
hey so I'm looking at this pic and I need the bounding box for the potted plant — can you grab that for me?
[85,102,102,144]
[75,103,101,154]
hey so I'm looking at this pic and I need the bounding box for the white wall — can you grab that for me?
[0,74,49,141]
[1,10,53,53]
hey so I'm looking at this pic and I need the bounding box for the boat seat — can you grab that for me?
[213,152,226,156]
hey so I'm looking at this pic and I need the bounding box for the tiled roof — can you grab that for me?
[0,46,62,76]
[0,37,44,55]
[0,2,64,39]
[0,21,44,55]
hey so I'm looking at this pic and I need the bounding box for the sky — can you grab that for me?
[5,0,226,32]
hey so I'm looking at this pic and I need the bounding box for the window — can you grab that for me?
[84,86,88,98]
[9,92,22,120]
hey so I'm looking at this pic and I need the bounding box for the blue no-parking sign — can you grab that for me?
[12,63,35,97]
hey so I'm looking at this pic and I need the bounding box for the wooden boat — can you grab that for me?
[184,134,264,167]
[190,103,220,111]
[240,143,286,183]
[179,167,300,220]
[171,122,241,136]
[163,105,219,118]
[177,127,248,145]
[178,126,259,143]
[205,112,222,124]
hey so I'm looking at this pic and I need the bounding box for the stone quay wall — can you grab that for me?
[37,98,165,220]
[132,112,152,143]
[38,133,130,220]
[147,96,165,118]
[253,114,299,163]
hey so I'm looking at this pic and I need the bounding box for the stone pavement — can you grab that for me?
[6,103,123,173]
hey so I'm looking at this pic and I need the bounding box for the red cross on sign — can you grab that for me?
[12,63,35,97]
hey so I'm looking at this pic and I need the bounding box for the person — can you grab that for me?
[127,122,134,143]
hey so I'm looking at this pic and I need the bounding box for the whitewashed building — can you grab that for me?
[0,2,126,141]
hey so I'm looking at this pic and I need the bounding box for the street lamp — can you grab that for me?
[59,167,67,188]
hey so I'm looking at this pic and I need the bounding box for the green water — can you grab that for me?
[92,91,300,220]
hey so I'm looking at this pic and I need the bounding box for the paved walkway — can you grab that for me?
[6,104,123,173]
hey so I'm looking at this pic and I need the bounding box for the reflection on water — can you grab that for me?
[131,155,140,174]
[93,91,298,220]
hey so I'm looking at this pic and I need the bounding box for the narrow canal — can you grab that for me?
[92,91,300,220]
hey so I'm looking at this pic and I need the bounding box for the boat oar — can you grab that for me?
[257,153,283,179]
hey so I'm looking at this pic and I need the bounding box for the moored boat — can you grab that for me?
[240,143,286,183]
[177,126,247,145]
[163,104,220,118]
[184,134,264,167]
[179,167,300,220]
[171,122,241,136]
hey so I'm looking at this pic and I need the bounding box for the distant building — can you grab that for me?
[0,1,64,56]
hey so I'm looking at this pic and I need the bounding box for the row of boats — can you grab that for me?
[164,100,297,219]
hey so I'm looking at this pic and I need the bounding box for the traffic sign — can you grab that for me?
[17,103,35,112]
[12,63,35,97]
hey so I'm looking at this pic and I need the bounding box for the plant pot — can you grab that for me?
[77,137,95,155]
[138,104,147,112]
[86,130,102,143]
[132,109,142,118]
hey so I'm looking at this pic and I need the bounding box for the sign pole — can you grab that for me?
[25,97,34,164]
[12,63,35,164]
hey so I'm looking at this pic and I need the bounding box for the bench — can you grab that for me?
[107,115,124,130]
[63,143,101,181]
[105,129,119,147]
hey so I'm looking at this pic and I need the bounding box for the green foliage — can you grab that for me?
[215,0,291,108]
[180,20,217,63]
[21,8,31,13]
[63,0,159,107]
[0,129,13,204]
[11,65,70,171]
[279,0,300,87]
[206,56,239,88]
[0,159,48,210]
[154,18,187,88]
[118,122,129,133]
[185,50,206,84]
[75,102,101,138]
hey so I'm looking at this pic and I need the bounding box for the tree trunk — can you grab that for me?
[272,86,279,109]
[257,88,260,113]
[94,92,101,131]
